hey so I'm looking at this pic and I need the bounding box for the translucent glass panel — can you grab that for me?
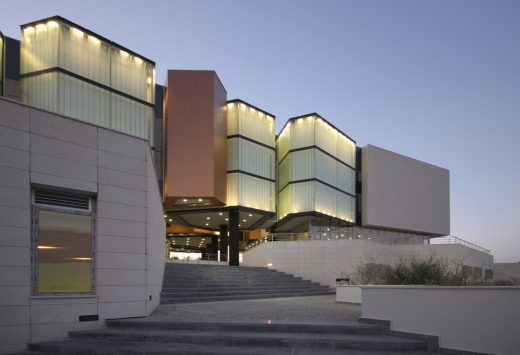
[289,149,315,182]
[278,149,355,195]
[21,22,60,74]
[227,102,275,147]
[58,72,110,127]
[22,20,155,103]
[58,25,110,86]
[227,138,274,179]
[111,93,154,142]
[227,173,275,212]
[21,72,58,113]
[276,114,357,223]
[111,47,154,104]
[20,19,155,143]
[277,128,290,162]
[291,117,315,149]
[37,210,93,293]
[277,181,355,222]
[277,115,356,168]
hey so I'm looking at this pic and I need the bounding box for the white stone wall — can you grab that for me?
[0,98,165,353]
[493,263,520,281]
[362,144,450,236]
[242,239,493,288]
[361,286,520,354]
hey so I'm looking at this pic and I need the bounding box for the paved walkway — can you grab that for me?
[146,295,361,324]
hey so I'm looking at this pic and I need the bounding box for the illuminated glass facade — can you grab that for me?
[226,100,276,212]
[277,114,356,223]
[20,17,155,142]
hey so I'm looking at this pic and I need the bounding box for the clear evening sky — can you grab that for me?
[2,0,519,262]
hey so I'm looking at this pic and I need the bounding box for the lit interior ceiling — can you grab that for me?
[165,208,275,231]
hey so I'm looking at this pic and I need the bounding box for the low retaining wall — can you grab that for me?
[360,286,520,355]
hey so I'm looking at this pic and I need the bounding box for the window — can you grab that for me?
[32,190,95,294]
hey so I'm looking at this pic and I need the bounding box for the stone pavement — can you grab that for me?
[146,295,361,324]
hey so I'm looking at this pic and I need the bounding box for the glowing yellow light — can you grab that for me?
[36,23,47,31]
[197,198,203,202]
[205,223,209,226]
[206,217,211,220]
[168,219,173,222]
[134,56,143,64]
[120,50,129,57]
[72,27,84,37]
[147,77,152,85]
[88,35,100,45]
[218,213,223,216]
[24,26,35,34]
[47,20,59,28]
[182,199,188,202]
[37,245,62,250]
[71,257,91,261]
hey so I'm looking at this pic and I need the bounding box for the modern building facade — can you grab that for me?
[0,16,492,353]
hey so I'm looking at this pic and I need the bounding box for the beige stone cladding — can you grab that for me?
[0,98,165,353]
[242,239,493,288]
[361,144,450,236]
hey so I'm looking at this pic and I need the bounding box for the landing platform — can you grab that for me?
[148,295,361,324]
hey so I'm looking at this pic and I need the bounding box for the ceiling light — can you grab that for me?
[205,223,209,226]
[206,217,211,220]
[225,218,228,221]
[242,219,246,222]
[197,198,203,202]
[219,213,223,216]
[182,198,188,202]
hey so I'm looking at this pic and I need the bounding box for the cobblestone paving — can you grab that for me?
[146,295,361,324]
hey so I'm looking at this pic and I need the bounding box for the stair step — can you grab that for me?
[106,320,382,335]
[28,339,434,355]
[161,288,329,297]
[160,291,336,304]
[161,284,326,292]
[68,328,428,351]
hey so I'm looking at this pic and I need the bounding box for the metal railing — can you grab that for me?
[429,236,491,254]
[245,232,491,255]
[166,253,228,265]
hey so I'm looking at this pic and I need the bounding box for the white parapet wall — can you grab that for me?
[360,285,520,355]
[0,98,166,353]
[336,285,361,304]
[242,239,493,288]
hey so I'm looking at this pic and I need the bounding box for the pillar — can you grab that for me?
[219,224,228,261]
[229,209,240,266]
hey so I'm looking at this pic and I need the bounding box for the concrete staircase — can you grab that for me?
[26,319,437,354]
[160,263,335,304]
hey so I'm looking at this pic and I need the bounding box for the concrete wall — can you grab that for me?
[242,239,493,288]
[361,144,450,236]
[0,98,165,353]
[361,286,520,355]
[494,263,520,281]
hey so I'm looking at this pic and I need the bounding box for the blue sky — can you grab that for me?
[2,0,519,261]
